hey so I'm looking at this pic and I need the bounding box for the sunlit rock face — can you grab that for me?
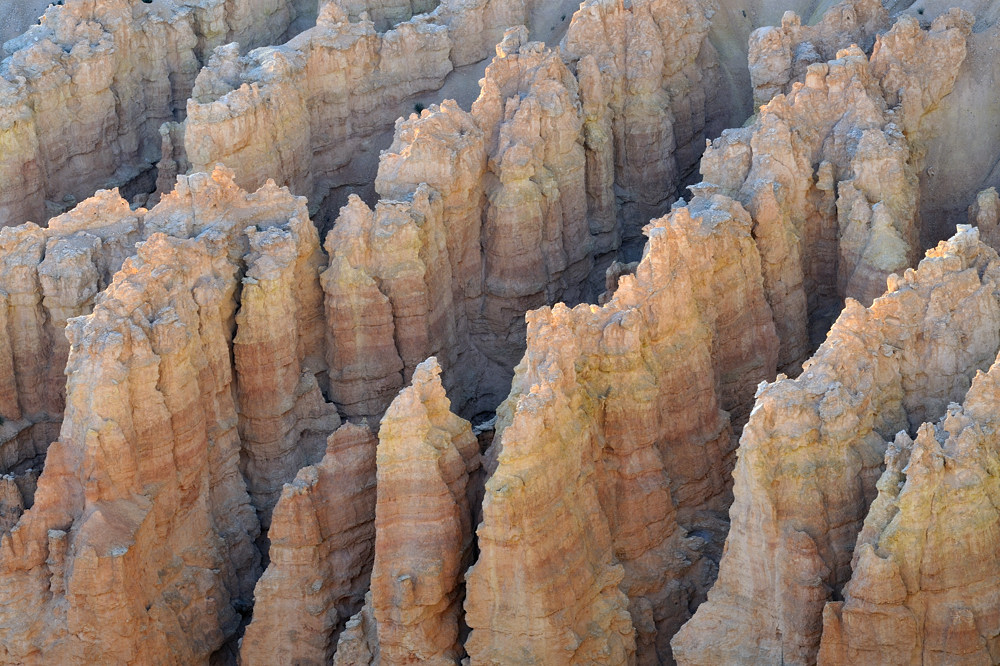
[818,346,1000,664]
[673,226,1000,665]
[464,193,779,665]
[0,0,998,663]
[0,167,345,663]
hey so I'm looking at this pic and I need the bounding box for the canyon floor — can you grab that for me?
[0,0,999,664]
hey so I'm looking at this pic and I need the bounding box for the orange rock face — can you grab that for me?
[560,0,716,246]
[333,357,481,664]
[673,226,1000,664]
[240,423,378,665]
[321,28,597,421]
[0,167,345,663]
[701,10,973,373]
[0,231,262,663]
[464,193,778,664]
[1,0,1000,663]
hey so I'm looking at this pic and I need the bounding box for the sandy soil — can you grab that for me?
[530,0,581,44]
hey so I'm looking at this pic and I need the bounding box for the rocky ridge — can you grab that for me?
[0,0,998,664]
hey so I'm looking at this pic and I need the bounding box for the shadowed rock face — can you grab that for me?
[331,358,481,665]
[0,0,999,663]
[239,422,378,665]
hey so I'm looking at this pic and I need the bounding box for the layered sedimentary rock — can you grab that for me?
[335,358,481,663]
[0,231,262,663]
[465,193,778,664]
[560,0,716,247]
[240,423,378,665]
[154,0,541,217]
[322,28,594,420]
[818,350,1000,663]
[0,191,144,525]
[0,0,317,228]
[673,226,1000,665]
[233,211,339,527]
[159,3,452,214]
[747,0,887,107]
[0,167,343,661]
[701,11,972,371]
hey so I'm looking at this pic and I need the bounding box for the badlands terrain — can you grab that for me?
[0,0,999,663]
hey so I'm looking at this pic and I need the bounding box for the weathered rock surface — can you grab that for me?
[701,11,972,372]
[901,5,1000,241]
[673,226,1000,665]
[747,0,887,107]
[0,190,144,526]
[335,358,481,664]
[0,231,262,663]
[0,166,343,662]
[0,0,998,663]
[971,186,1000,252]
[240,423,378,665]
[0,0,317,228]
[154,0,541,219]
[321,28,595,421]
[560,0,716,248]
[465,193,777,665]
[159,4,452,215]
[818,389,1000,664]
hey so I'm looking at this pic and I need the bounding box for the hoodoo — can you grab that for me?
[1,0,999,663]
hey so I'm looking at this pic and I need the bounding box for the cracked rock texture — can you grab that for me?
[0,167,343,662]
[240,423,378,665]
[818,345,1000,664]
[701,11,972,372]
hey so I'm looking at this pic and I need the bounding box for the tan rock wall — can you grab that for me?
[0,167,342,662]
[240,423,378,665]
[465,194,777,664]
[0,0,314,228]
[701,12,972,372]
[819,341,1000,663]
[673,226,1000,665]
